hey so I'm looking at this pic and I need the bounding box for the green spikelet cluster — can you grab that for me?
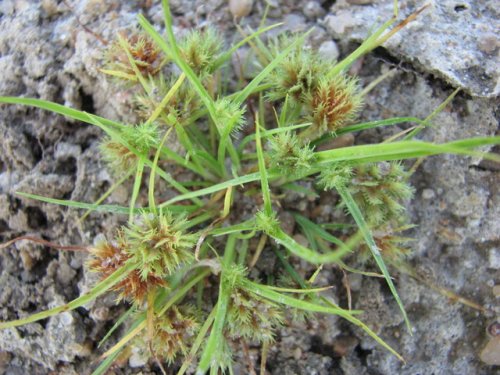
[268,131,316,176]
[318,163,354,190]
[266,36,329,103]
[88,233,167,304]
[214,98,246,135]
[124,211,198,280]
[255,210,280,235]
[226,288,284,344]
[150,305,200,363]
[99,122,159,171]
[88,211,197,304]
[349,162,414,225]
[178,28,224,76]
[134,75,200,126]
[103,29,164,78]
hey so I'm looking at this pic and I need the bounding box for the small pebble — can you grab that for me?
[422,188,436,200]
[480,336,500,365]
[318,40,339,61]
[229,0,253,19]
[303,1,325,19]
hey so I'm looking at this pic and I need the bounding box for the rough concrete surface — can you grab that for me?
[0,0,498,374]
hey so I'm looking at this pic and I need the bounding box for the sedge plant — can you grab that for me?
[0,0,499,373]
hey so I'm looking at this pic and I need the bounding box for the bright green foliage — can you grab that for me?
[349,162,414,225]
[178,28,224,76]
[124,211,198,279]
[268,131,316,176]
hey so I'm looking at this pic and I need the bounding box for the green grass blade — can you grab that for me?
[336,184,411,333]
[129,161,144,222]
[158,172,261,208]
[97,306,136,348]
[0,96,126,130]
[16,191,197,215]
[255,119,273,216]
[232,30,313,106]
[0,262,135,329]
[212,23,283,70]
[197,235,237,374]
[315,138,500,165]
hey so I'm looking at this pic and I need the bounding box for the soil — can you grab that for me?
[0,0,498,374]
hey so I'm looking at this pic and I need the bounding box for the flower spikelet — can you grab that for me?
[87,233,166,304]
[150,305,200,363]
[226,288,284,344]
[307,75,363,135]
[267,36,329,104]
[124,211,198,281]
[103,30,163,78]
[268,131,315,176]
[349,162,414,225]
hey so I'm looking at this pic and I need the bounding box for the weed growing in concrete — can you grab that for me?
[1,0,499,373]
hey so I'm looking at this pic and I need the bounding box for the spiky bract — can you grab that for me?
[226,288,284,344]
[268,131,315,176]
[124,211,198,280]
[349,162,414,225]
[266,36,329,104]
[99,122,159,172]
[178,28,223,76]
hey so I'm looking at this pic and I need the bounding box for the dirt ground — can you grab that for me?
[0,1,498,374]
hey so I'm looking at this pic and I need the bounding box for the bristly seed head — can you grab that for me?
[99,122,159,172]
[178,27,223,76]
[268,131,316,176]
[103,29,164,78]
[88,233,167,304]
[306,75,363,135]
[88,211,197,305]
[266,35,329,104]
[349,162,414,226]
